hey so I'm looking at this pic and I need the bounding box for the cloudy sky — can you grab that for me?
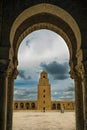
[14,29,75,101]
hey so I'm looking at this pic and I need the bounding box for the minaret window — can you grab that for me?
[43,101,45,103]
[43,76,45,78]
[43,89,45,92]
[43,95,45,98]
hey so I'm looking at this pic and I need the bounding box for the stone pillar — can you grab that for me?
[81,62,87,130]
[0,72,8,130]
[6,69,18,130]
[6,76,14,130]
[70,69,84,130]
[56,104,57,110]
[74,76,84,130]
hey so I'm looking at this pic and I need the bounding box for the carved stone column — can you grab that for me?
[75,76,84,130]
[70,70,84,130]
[0,65,8,130]
[6,69,18,130]
[81,62,87,130]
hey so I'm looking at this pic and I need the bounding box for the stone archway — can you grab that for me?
[0,3,87,130]
[31,103,35,109]
[57,103,61,110]
[10,4,83,130]
[14,103,18,110]
[52,103,56,110]
[25,103,30,110]
[20,103,24,110]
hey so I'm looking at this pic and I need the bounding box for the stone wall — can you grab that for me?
[13,100,75,111]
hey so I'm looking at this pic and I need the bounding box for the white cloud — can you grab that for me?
[54,92,58,95]
[18,29,69,70]
[14,87,37,100]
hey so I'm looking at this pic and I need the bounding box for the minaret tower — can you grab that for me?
[37,71,51,111]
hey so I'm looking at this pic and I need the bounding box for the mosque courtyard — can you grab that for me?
[13,112,75,130]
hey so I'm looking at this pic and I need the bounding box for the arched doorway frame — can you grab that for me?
[10,3,81,63]
[6,3,84,130]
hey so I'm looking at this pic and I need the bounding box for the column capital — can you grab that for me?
[11,68,18,79]
[0,59,18,78]
[70,69,82,81]
[75,61,87,81]
[78,61,87,73]
[7,66,18,79]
